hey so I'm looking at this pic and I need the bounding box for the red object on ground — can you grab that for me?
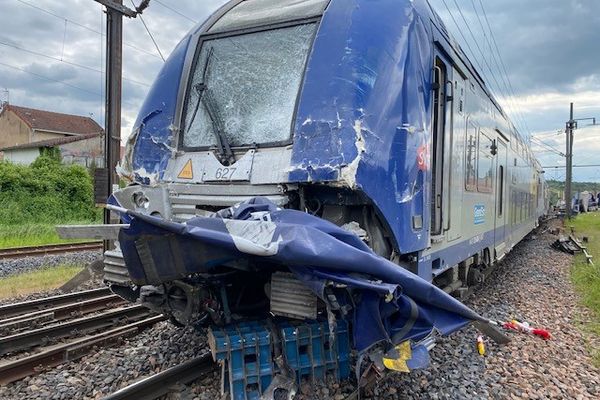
[531,328,551,340]
[501,320,551,340]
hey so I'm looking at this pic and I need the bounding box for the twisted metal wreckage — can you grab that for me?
[57,0,551,398]
[108,197,507,398]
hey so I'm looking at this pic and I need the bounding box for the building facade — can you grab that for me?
[0,103,104,166]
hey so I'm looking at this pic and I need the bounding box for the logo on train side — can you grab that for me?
[417,143,429,171]
[474,204,486,225]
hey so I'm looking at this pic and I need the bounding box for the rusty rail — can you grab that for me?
[0,294,125,333]
[0,304,150,355]
[0,287,112,320]
[0,315,165,385]
[102,353,215,400]
[0,241,103,259]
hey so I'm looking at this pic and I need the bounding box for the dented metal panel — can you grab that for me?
[116,198,487,352]
[289,0,434,253]
[122,0,435,256]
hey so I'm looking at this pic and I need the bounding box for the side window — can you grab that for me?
[477,131,494,193]
[465,121,477,191]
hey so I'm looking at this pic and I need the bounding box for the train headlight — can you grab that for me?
[132,191,150,209]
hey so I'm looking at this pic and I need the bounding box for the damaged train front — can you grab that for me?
[58,0,506,398]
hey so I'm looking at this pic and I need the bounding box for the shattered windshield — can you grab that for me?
[182,23,317,148]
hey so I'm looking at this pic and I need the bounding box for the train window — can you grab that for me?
[181,23,317,149]
[477,131,494,193]
[208,0,329,33]
[465,121,477,191]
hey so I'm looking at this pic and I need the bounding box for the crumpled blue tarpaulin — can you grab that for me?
[116,197,488,352]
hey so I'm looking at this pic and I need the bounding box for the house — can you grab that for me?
[0,103,104,166]
[0,133,104,167]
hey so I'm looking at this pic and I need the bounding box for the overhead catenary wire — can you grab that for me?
[0,40,151,87]
[154,0,198,24]
[449,0,524,135]
[439,0,523,138]
[130,0,165,62]
[14,0,163,60]
[530,136,565,157]
[0,61,100,97]
[474,0,534,141]
[438,0,532,141]
[0,60,141,109]
[467,0,528,138]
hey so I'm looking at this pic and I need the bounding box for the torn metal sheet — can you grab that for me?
[116,197,489,352]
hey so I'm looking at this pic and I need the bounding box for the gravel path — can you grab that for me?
[1,220,598,399]
[0,322,211,400]
[0,250,101,278]
[361,220,600,399]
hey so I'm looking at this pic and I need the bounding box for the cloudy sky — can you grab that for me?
[1,0,599,181]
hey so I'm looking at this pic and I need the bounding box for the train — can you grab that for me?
[78,0,549,397]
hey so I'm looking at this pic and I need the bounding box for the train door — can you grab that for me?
[445,72,466,242]
[430,54,452,238]
[494,138,508,257]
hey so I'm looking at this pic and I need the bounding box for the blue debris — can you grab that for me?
[118,197,487,353]
[279,320,350,383]
[209,321,274,400]
[209,319,351,400]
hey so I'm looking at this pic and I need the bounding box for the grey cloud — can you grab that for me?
[429,0,600,95]
[1,0,599,181]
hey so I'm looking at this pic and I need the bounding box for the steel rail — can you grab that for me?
[0,304,150,355]
[0,294,125,332]
[0,315,166,385]
[0,287,112,320]
[0,241,103,259]
[102,353,215,400]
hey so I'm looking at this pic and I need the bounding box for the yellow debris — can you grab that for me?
[382,341,412,373]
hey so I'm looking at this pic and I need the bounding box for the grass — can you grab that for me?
[0,264,83,299]
[569,211,600,366]
[0,223,95,249]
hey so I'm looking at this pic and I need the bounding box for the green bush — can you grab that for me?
[0,156,98,225]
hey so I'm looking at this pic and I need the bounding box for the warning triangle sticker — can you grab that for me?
[178,159,193,179]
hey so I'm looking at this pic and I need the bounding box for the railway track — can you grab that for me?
[0,293,125,333]
[102,354,215,400]
[0,288,166,385]
[0,287,112,319]
[0,241,103,259]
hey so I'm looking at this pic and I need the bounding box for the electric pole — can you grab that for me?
[93,0,149,250]
[564,103,598,219]
[565,103,574,219]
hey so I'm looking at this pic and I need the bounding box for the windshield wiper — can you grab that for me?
[185,47,235,165]
[202,90,235,165]
[186,47,213,130]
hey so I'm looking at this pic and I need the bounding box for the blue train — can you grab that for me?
[95,0,548,396]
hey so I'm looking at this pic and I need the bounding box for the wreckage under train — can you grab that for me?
[67,0,549,397]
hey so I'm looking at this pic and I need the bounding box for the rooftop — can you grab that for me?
[1,104,103,135]
[0,132,102,152]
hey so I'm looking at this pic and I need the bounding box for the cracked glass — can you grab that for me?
[182,23,317,148]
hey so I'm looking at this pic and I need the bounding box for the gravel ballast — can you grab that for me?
[0,250,101,279]
[361,221,600,400]
[1,220,599,399]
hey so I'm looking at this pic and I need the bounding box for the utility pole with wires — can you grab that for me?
[92,0,150,251]
[564,102,598,219]
[565,103,574,219]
